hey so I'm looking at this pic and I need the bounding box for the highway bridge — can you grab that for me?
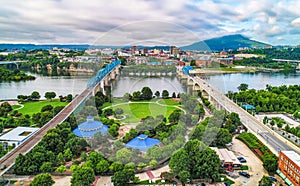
[178,66,300,156]
[0,59,121,176]
[272,59,300,63]
[0,61,28,69]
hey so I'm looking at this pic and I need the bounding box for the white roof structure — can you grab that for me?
[211,147,241,165]
[0,127,39,144]
[282,151,300,168]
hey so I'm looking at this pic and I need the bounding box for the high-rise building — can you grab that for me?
[170,46,179,55]
[278,151,300,186]
[132,46,138,54]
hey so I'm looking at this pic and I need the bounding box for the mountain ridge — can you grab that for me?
[0,34,271,51]
[181,34,270,51]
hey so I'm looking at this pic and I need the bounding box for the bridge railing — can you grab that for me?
[87,59,121,88]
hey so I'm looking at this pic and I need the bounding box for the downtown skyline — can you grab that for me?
[1,0,300,46]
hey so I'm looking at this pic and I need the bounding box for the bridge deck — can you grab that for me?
[192,76,300,155]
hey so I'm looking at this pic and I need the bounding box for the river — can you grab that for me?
[1,71,300,100]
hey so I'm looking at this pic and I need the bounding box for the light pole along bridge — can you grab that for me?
[0,59,121,176]
[178,66,300,156]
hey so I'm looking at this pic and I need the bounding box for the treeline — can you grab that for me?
[230,84,300,114]
[233,58,294,69]
[0,68,35,81]
[237,133,278,174]
[230,47,300,69]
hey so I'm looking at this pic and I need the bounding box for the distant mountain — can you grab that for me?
[181,34,270,51]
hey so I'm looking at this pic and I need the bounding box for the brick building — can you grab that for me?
[278,151,300,186]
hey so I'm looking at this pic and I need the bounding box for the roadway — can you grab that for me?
[192,76,299,155]
[0,87,93,176]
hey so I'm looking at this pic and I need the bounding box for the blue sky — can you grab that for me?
[1,0,300,46]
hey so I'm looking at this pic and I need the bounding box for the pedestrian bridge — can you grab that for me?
[0,59,121,176]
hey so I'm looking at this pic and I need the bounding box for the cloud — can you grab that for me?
[291,18,300,27]
[0,0,300,45]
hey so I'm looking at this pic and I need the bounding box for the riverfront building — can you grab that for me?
[278,150,300,186]
[0,127,39,146]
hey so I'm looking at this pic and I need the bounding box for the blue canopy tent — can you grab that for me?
[125,134,160,151]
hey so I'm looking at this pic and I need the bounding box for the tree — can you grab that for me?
[108,124,119,137]
[141,86,153,100]
[30,173,54,186]
[109,162,124,172]
[31,91,41,100]
[123,93,132,101]
[44,92,56,100]
[169,140,220,181]
[259,176,273,186]
[172,92,176,98]
[40,162,53,173]
[111,169,135,186]
[116,148,133,164]
[155,91,160,98]
[41,105,53,112]
[237,83,248,91]
[162,90,169,99]
[178,170,191,184]
[63,148,73,162]
[262,154,278,174]
[95,159,109,174]
[149,159,158,168]
[66,94,73,102]
[55,165,66,174]
[168,109,183,124]
[71,166,95,186]
[263,116,268,124]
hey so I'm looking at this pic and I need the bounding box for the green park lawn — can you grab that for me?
[108,100,182,123]
[17,99,68,116]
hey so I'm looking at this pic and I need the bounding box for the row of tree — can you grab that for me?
[230,84,300,114]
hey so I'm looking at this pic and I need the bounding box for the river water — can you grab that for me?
[1,71,300,99]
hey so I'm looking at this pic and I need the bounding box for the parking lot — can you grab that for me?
[228,137,268,186]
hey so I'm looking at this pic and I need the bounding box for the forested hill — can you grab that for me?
[181,34,269,51]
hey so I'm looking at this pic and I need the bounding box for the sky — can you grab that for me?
[1,0,300,46]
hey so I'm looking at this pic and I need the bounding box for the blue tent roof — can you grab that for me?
[242,104,256,110]
[125,134,160,151]
[72,116,108,138]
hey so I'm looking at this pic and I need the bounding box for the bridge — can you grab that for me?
[178,66,300,156]
[0,61,28,69]
[0,59,121,176]
[272,59,300,63]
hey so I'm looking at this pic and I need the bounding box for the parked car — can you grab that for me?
[224,182,231,186]
[269,176,277,182]
[237,156,247,163]
[239,171,250,178]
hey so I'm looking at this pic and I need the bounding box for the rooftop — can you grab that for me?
[0,127,39,142]
[72,116,108,138]
[281,150,300,168]
[211,147,240,165]
[125,134,160,151]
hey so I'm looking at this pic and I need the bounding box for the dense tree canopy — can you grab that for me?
[169,140,220,181]
[30,173,54,186]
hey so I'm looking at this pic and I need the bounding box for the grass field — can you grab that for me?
[109,100,181,123]
[17,99,68,116]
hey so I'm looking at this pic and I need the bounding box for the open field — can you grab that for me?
[105,99,182,123]
[17,99,68,116]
